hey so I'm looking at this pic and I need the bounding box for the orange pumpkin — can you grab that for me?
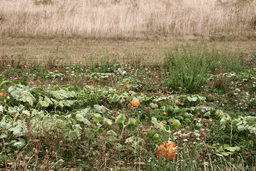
[0,93,5,97]
[156,141,178,160]
[175,100,179,105]
[130,99,140,106]
[124,83,129,88]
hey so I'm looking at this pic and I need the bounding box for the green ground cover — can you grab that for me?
[0,42,256,171]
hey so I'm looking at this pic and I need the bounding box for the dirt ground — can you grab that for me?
[1,37,256,66]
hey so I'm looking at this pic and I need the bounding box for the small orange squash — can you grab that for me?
[175,100,179,105]
[156,141,178,160]
[124,83,129,88]
[130,99,140,106]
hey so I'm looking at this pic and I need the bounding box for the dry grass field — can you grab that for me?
[0,0,255,40]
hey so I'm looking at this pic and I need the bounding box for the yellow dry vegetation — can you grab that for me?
[0,0,255,40]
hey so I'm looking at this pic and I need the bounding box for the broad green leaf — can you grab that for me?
[120,92,129,99]
[198,95,206,101]
[71,113,76,120]
[67,128,81,141]
[249,126,256,134]
[62,100,75,107]
[151,117,158,125]
[237,125,246,131]
[127,118,136,125]
[31,109,41,117]
[22,110,30,116]
[160,106,167,111]
[77,107,91,118]
[9,125,23,137]
[220,116,231,125]
[10,140,17,145]
[17,105,24,112]
[39,96,52,107]
[127,118,137,131]
[118,68,126,75]
[55,118,66,127]
[151,117,166,131]
[179,108,187,114]
[101,90,109,96]
[107,94,120,103]
[185,118,192,123]
[104,118,112,126]
[32,87,48,96]
[94,104,108,113]
[246,116,256,121]
[147,130,156,138]
[218,146,224,152]
[128,91,137,97]
[223,144,240,152]
[19,91,36,106]
[0,134,7,139]
[221,152,230,156]
[152,133,160,140]
[97,125,103,133]
[103,118,112,130]
[5,122,12,130]
[132,137,143,148]
[107,130,117,141]
[115,143,122,150]
[168,118,181,131]
[130,137,143,148]
[175,116,184,120]
[149,103,158,109]
[8,106,17,114]
[51,98,64,108]
[43,116,53,123]
[173,106,180,113]
[51,89,76,99]
[125,136,135,143]
[1,115,12,121]
[0,80,12,90]
[76,114,91,125]
[196,123,203,127]
[168,106,174,111]
[184,112,193,118]
[13,138,25,149]
[138,94,151,102]
[187,96,197,102]
[80,107,91,117]
[8,85,16,93]
[115,114,126,127]
[157,123,166,131]
[216,110,231,125]
[93,113,102,123]
[204,111,211,117]
[215,110,224,117]
[237,121,244,126]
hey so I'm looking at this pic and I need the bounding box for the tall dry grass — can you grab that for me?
[0,0,255,40]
